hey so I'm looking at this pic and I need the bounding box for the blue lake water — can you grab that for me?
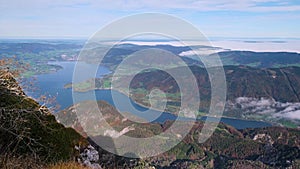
[29,61,271,129]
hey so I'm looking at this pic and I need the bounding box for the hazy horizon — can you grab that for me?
[1,1,300,39]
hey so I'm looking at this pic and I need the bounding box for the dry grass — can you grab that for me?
[0,155,92,169]
[48,161,91,169]
[0,155,45,169]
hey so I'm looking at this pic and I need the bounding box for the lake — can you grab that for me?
[28,61,271,129]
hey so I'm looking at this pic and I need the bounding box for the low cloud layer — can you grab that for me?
[226,97,300,121]
[179,47,226,56]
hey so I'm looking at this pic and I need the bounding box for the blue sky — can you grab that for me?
[0,0,299,39]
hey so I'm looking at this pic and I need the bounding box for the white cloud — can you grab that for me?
[179,47,226,56]
[84,0,300,12]
[280,110,300,120]
[1,0,299,12]
[211,40,300,53]
[1,0,299,38]
[226,97,300,122]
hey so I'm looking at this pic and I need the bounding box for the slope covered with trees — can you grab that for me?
[0,69,88,168]
[58,100,300,168]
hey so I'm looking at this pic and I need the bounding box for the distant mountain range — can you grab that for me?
[217,51,300,68]
[2,41,300,71]
[79,43,300,69]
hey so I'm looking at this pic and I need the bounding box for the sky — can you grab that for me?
[0,0,300,39]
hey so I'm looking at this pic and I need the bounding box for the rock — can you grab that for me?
[77,145,102,169]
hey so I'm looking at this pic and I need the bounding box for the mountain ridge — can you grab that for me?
[0,69,88,168]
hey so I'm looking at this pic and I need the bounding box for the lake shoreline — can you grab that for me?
[69,84,273,128]
[34,61,272,129]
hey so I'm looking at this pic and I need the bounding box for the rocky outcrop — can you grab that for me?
[76,145,102,169]
[0,69,25,96]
